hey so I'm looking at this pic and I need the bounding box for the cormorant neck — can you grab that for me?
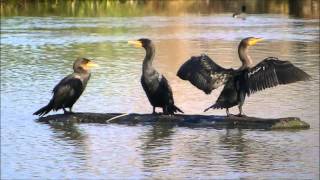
[143,44,155,74]
[238,44,253,70]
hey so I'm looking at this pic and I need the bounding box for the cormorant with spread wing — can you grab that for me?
[33,58,98,116]
[128,38,183,115]
[177,37,311,116]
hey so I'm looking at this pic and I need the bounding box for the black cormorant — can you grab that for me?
[232,5,246,20]
[128,38,183,115]
[177,37,311,116]
[33,58,98,116]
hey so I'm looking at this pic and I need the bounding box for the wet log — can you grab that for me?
[36,113,310,130]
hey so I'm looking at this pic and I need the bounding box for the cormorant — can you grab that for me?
[128,38,183,115]
[232,5,246,20]
[33,58,98,116]
[177,37,311,116]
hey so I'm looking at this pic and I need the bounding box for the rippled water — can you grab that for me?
[1,13,319,179]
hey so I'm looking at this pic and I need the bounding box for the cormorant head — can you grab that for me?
[73,57,98,73]
[128,38,153,49]
[240,37,263,48]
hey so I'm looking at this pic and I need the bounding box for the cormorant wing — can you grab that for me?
[177,54,233,94]
[245,57,311,95]
[159,75,174,103]
[52,75,84,105]
[159,75,184,114]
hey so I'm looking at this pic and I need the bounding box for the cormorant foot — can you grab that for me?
[235,114,247,117]
[226,113,237,117]
[64,111,74,115]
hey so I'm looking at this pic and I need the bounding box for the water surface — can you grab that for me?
[1,2,319,179]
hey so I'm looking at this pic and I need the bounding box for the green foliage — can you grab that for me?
[271,118,310,130]
[1,0,318,18]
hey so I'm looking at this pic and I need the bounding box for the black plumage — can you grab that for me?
[129,38,183,115]
[177,37,311,116]
[177,54,233,94]
[33,58,97,116]
[232,5,247,19]
[244,57,311,95]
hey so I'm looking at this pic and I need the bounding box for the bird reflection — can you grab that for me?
[48,121,87,142]
[48,122,91,158]
[139,122,176,169]
[44,121,95,173]
[218,129,252,171]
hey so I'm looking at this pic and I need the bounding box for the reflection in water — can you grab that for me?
[139,122,175,170]
[48,121,86,142]
[1,3,319,179]
[47,122,91,167]
[218,129,251,171]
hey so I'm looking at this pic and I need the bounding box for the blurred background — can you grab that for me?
[1,0,319,179]
[1,0,319,18]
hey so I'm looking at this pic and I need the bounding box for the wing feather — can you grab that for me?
[245,57,311,95]
[52,75,84,109]
[177,54,233,94]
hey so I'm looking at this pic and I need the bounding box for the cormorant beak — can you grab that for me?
[128,40,142,48]
[248,38,263,46]
[83,61,99,70]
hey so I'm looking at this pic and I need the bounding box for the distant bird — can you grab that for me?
[33,58,98,116]
[128,38,183,115]
[177,37,311,116]
[232,5,246,20]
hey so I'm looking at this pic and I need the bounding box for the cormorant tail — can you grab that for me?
[204,103,223,112]
[173,105,184,113]
[33,100,54,116]
[167,104,184,115]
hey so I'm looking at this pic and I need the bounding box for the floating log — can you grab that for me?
[36,113,310,130]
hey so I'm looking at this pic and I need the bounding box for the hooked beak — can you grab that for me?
[248,38,264,46]
[86,61,98,68]
[83,61,99,70]
[128,40,142,48]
